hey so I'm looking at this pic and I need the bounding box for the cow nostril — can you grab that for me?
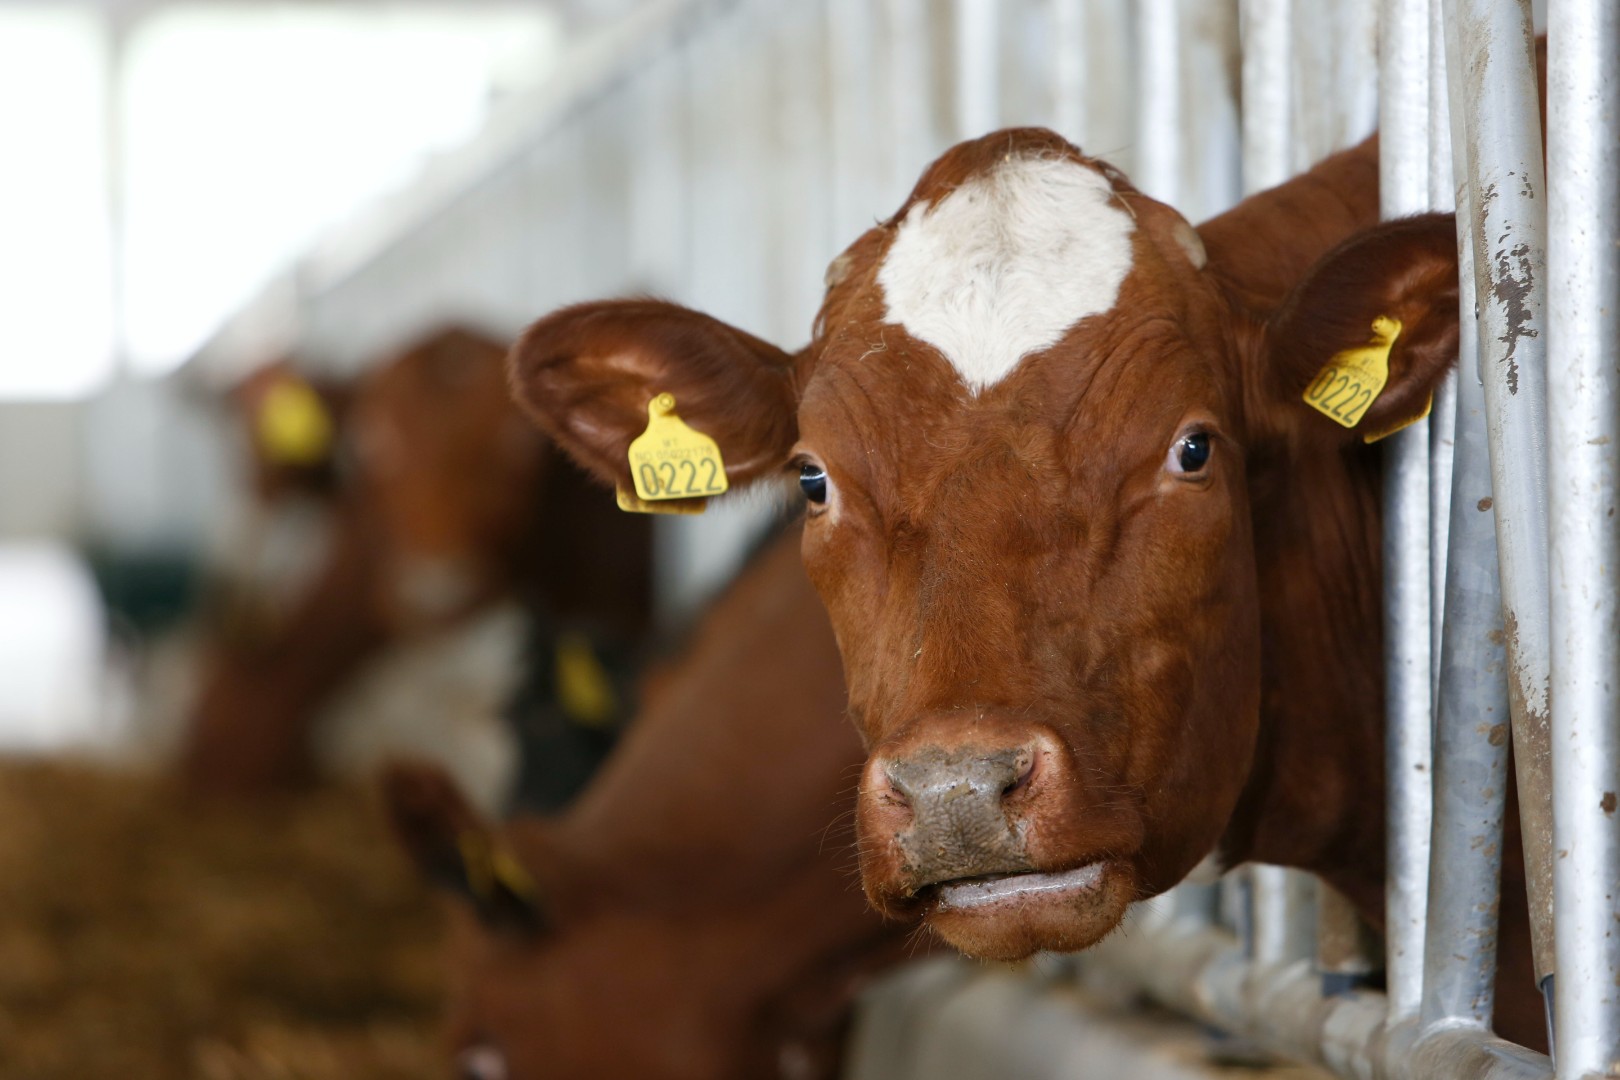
[879,764,913,809]
[1002,752,1036,799]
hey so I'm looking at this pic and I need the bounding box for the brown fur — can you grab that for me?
[507,128,1542,1047]
[182,328,654,795]
[387,530,918,1079]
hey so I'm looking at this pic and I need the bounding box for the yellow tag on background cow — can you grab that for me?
[256,377,333,465]
[625,393,728,503]
[555,632,618,728]
[1302,315,1403,429]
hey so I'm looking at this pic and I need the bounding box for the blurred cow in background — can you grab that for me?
[182,328,655,811]
[387,527,918,1080]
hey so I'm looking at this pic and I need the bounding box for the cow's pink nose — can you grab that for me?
[863,736,1055,893]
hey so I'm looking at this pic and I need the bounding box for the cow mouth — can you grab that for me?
[928,862,1107,910]
[913,859,1132,961]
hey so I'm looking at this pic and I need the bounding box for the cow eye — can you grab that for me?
[799,463,828,504]
[1168,432,1211,475]
[455,1044,508,1080]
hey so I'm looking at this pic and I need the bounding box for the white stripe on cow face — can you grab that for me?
[876,154,1136,394]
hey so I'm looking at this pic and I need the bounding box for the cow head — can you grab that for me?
[384,763,870,1080]
[509,129,1458,959]
[343,328,551,632]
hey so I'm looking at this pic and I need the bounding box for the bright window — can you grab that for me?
[0,6,114,400]
[121,3,559,375]
[0,3,558,398]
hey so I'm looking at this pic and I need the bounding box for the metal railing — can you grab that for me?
[185,1,1617,1075]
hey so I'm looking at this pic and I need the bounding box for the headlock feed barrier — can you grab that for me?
[189,0,1617,1077]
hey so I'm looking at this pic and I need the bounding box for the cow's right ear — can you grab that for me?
[381,761,547,934]
[508,299,799,496]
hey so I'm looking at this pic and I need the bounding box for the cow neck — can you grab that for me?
[1223,433,1388,922]
[1198,134,1381,320]
[1190,134,1391,920]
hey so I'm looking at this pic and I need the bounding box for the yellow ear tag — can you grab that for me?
[456,831,496,900]
[256,377,333,465]
[457,831,539,903]
[1362,390,1434,444]
[1302,315,1403,429]
[621,393,728,512]
[615,486,708,515]
[555,632,618,728]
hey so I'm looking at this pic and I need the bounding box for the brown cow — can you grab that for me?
[506,129,1436,946]
[183,328,655,801]
[386,528,916,1080]
[505,128,1554,1047]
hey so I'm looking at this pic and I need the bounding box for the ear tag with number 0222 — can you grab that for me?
[621,393,728,511]
[1302,315,1402,429]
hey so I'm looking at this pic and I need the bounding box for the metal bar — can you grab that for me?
[1133,0,1182,205]
[1379,0,1434,1026]
[885,0,930,200]
[1421,291,1511,1031]
[1546,0,1620,1073]
[1443,0,1558,997]
[1083,921,1554,1080]
[1239,0,1291,195]
[954,0,998,139]
[1428,0,1457,689]
[1251,865,1317,968]
[1050,0,1086,144]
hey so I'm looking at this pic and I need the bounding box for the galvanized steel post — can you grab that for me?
[1546,0,1620,1073]
[1421,293,1511,1032]
[1428,0,1457,686]
[1050,0,1087,144]
[1443,0,1558,1000]
[954,0,998,139]
[1134,0,1182,206]
[884,0,931,202]
[1239,0,1291,194]
[1379,0,1435,1027]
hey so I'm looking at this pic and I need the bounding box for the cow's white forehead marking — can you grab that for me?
[876,154,1135,393]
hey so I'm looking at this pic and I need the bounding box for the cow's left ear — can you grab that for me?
[1257,213,1459,443]
[381,761,547,934]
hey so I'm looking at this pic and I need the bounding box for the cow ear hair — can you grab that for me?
[1255,213,1460,444]
[381,761,548,934]
[508,299,799,498]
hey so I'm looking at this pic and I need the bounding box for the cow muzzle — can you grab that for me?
[856,719,1135,960]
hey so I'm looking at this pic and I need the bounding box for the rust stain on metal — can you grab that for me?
[1488,724,1508,747]
[1478,496,1494,511]
[1603,791,1617,815]
[1490,239,1538,395]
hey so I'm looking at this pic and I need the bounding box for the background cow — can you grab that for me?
[386,527,919,1080]
[183,328,655,808]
